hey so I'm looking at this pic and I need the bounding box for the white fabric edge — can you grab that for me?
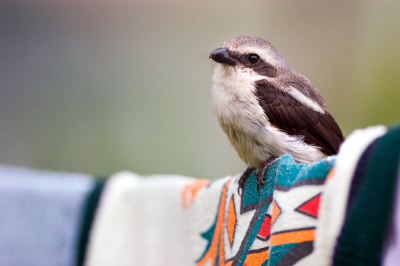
[83,171,142,266]
[84,171,196,266]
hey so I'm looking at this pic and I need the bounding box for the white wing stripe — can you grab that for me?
[287,86,325,114]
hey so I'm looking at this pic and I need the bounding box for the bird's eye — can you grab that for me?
[248,54,259,64]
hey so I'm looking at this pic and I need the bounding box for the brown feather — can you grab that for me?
[255,80,344,155]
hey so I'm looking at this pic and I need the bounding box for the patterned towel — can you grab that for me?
[83,155,335,266]
[2,124,400,266]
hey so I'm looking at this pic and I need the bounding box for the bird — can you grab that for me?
[209,35,344,193]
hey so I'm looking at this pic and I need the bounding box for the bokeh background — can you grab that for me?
[1,0,399,179]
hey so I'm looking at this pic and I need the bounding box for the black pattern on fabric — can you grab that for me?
[275,241,314,266]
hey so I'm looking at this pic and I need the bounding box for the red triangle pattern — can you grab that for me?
[258,215,271,239]
[297,194,321,218]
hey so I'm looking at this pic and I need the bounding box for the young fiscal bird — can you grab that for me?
[209,36,344,192]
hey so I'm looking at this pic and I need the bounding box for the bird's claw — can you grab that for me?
[256,158,278,194]
[238,158,278,196]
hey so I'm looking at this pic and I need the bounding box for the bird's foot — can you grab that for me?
[256,158,278,193]
[238,167,255,196]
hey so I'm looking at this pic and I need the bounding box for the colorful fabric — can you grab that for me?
[193,155,335,266]
[0,165,93,266]
[268,156,335,266]
[84,155,335,266]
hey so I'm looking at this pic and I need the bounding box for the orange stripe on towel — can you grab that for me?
[243,248,269,266]
[181,179,211,208]
[270,228,315,246]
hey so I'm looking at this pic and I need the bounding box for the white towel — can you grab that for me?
[84,171,230,266]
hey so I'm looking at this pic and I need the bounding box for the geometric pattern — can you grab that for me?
[195,168,275,266]
[184,154,335,266]
[227,196,237,247]
[268,156,335,266]
[294,193,321,219]
[271,201,281,225]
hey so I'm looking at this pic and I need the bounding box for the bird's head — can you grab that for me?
[209,35,326,114]
[209,36,289,81]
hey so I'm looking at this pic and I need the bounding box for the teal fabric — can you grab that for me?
[268,243,298,266]
[275,155,335,187]
[242,160,279,208]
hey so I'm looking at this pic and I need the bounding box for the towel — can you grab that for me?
[2,124,399,266]
[332,124,400,265]
[313,125,387,266]
[84,172,200,266]
[0,165,94,266]
[84,155,335,266]
[312,124,400,266]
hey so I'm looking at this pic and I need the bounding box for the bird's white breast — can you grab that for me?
[211,64,325,168]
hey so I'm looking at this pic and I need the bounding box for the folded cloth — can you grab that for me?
[84,155,335,266]
[84,172,201,266]
[314,125,387,266]
[0,165,94,266]
[332,124,400,266]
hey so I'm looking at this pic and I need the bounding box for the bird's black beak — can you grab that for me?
[209,48,237,66]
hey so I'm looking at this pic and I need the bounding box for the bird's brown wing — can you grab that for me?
[254,80,344,155]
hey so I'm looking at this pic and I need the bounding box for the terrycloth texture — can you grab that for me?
[382,158,400,266]
[84,171,201,266]
[314,125,387,266]
[84,155,335,266]
[333,124,400,265]
[0,164,93,266]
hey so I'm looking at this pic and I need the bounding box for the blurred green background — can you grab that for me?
[1,0,399,179]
